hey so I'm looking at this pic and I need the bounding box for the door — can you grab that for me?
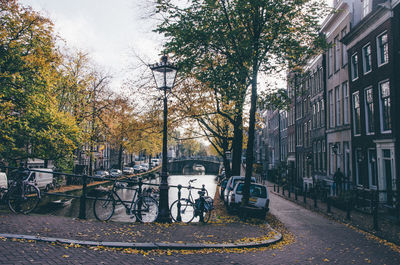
[382,149,393,204]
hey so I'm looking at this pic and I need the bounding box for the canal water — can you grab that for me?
[38,174,217,223]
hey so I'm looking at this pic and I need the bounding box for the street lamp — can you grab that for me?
[150,54,178,223]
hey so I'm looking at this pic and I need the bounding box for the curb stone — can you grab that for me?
[0,224,282,250]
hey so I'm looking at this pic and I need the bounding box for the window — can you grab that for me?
[341,28,348,66]
[335,86,341,126]
[321,99,325,127]
[329,90,334,128]
[355,148,363,186]
[379,80,391,132]
[353,92,361,135]
[329,143,335,175]
[328,44,333,76]
[319,67,324,90]
[342,82,349,124]
[318,141,322,171]
[377,33,389,66]
[362,44,372,74]
[334,36,340,72]
[363,0,371,17]
[364,87,375,134]
[351,53,359,80]
[312,104,316,128]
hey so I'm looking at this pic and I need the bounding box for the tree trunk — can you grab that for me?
[117,143,123,170]
[231,113,243,176]
[243,63,258,206]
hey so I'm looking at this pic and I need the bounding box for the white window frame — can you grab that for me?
[363,0,371,18]
[342,82,349,125]
[334,36,340,72]
[335,86,341,126]
[364,86,375,135]
[329,90,334,128]
[352,91,361,136]
[341,28,348,67]
[377,32,389,67]
[362,43,372,75]
[378,80,392,134]
[351,53,359,81]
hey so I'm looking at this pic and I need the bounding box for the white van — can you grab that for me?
[32,169,53,191]
[0,172,7,190]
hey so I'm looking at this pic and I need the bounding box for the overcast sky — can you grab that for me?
[20,0,333,92]
[20,0,163,91]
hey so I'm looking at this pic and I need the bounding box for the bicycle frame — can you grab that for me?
[109,184,139,214]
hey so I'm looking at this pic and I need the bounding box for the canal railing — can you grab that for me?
[0,165,209,221]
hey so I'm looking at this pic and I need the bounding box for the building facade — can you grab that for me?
[343,0,398,203]
[320,0,360,192]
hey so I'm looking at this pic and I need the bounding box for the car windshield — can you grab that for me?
[236,183,267,198]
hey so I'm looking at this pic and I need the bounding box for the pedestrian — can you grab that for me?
[333,168,344,196]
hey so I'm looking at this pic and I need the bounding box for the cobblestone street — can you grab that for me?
[1,190,399,264]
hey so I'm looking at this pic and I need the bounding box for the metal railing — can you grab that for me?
[271,181,400,231]
[0,165,209,221]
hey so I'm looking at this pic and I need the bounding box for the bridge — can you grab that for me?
[168,157,221,175]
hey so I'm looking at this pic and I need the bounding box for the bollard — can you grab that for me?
[274,184,276,192]
[346,196,351,220]
[373,190,379,230]
[277,184,280,193]
[327,196,331,213]
[177,184,182,222]
[304,185,307,204]
[78,174,88,219]
[282,185,285,196]
[288,186,291,198]
[314,189,318,208]
[138,178,143,195]
[295,187,298,201]
[199,185,206,223]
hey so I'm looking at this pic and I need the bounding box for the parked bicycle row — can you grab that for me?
[0,166,214,223]
[217,171,270,219]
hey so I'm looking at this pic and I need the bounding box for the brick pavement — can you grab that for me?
[0,192,400,264]
[268,183,400,245]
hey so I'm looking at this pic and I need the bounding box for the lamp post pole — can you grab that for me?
[159,87,170,222]
[150,55,178,223]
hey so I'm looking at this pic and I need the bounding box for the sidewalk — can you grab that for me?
[267,182,400,245]
[0,194,282,250]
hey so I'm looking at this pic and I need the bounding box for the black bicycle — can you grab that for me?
[169,179,213,223]
[7,169,41,214]
[93,179,158,223]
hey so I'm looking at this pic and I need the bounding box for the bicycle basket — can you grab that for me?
[204,196,214,211]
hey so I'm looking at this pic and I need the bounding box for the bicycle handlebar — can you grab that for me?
[189,179,197,183]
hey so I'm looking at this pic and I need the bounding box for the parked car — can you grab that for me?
[151,159,160,166]
[95,170,109,179]
[224,176,256,205]
[109,169,122,178]
[122,167,134,175]
[218,178,228,200]
[133,165,142,173]
[0,172,8,199]
[229,182,269,218]
[32,169,54,191]
[140,164,149,172]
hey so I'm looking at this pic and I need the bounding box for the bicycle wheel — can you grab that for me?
[8,184,40,214]
[93,192,115,221]
[170,199,195,223]
[134,196,158,223]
